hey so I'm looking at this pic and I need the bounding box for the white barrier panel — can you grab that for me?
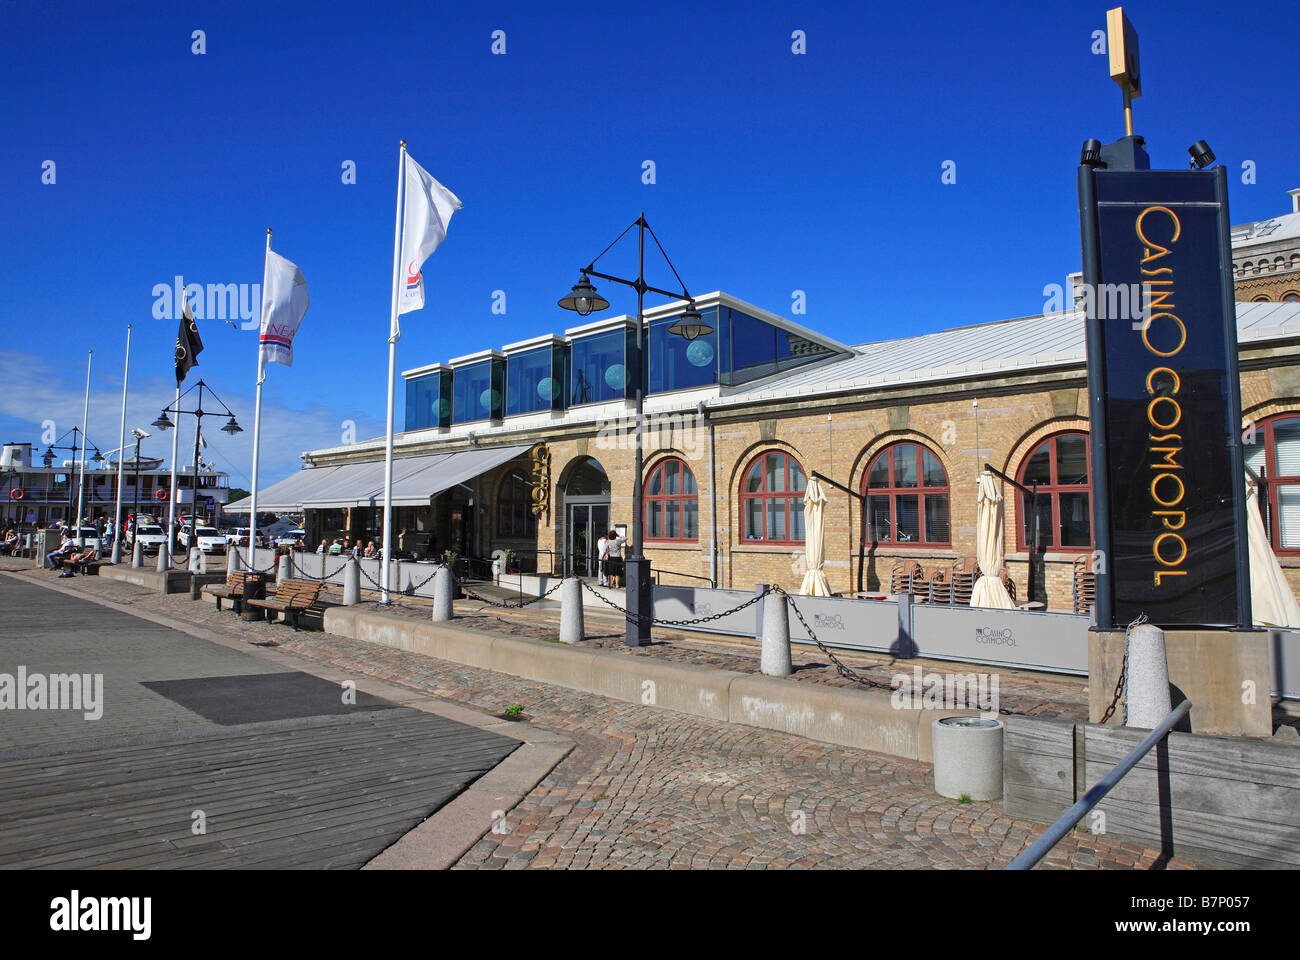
[653,585,760,637]
[1270,630,1300,699]
[912,604,1088,675]
[780,593,902,654]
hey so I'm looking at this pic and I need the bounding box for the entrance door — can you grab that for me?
[567,501,609,577]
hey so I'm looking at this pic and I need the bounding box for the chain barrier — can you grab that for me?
[236,548,279,575]
[1100,612,1145,725]
[771,586,898,691]
[578,579,763,627]
[462,578,566,609]
[289,555,350,583]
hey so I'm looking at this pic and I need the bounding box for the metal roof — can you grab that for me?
[723,300,1300,406]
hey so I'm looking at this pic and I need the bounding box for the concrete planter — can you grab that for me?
[931,716,1004,801]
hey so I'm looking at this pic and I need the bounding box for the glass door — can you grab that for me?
[567,502,609,576]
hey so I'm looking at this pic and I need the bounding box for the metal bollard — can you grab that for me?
[1126,623,1172,729]
[132,539,143,568]
[431,565,454,621]
[343,557,360,606]
[761,588,793,677]
[559,577,584,643]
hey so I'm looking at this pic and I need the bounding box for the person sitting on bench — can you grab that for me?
[47,533,77,571]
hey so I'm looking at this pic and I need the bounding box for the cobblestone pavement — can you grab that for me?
[5,566,1200,869]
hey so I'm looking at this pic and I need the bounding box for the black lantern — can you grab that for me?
[557,276,609,317]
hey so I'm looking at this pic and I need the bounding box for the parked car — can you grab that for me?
[274,528,307,549]
[179,524,227,554]
[128,523,168,554]
[69,526,103,553]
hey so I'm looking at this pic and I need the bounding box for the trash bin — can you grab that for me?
[241,573,269,621]
[931,716,1004,801]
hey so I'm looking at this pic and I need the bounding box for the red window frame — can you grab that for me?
[1247,414,1300,556]
[739,451,806,545]
[861,442,951,548]
[496,469,537,539]
[1014,431,1093,553]
[644,457,699,542]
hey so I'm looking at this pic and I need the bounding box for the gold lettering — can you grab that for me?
[1150,446,1182,470]
[1136,205,1181,262]
[1154,570,1188,586]
[1141,312,1187,358]
[1151,472,1185,507]
[1154,510,1186,530]
[1153,532,1188,567]
[1145,367,1181,395]
[1147,396,1182,430]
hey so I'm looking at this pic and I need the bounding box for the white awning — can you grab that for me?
[226,445,531,513]
[223,465,346,513]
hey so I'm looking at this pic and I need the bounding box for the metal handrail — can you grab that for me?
[1005,699,1192,870]
[652,567,716,588]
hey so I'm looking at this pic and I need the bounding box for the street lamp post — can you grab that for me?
[41,428,102,534]
[153,379,242,565]
[558,213,710,647]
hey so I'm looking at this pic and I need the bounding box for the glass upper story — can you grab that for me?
[404,304,841,431]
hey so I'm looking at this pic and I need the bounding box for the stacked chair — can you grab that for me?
[1072,553,1097,616]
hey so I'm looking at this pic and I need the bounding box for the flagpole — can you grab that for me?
[75,350,92,546]
[111,325,131,563]
[380,139,407,604]
[165,281,185,569]
[248,229,271,565]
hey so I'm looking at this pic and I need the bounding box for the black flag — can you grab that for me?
[175,294,204,384]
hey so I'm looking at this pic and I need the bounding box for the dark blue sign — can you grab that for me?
[1078,166,1250,628]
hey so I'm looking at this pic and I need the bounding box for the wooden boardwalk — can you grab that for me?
[0,709,516,869]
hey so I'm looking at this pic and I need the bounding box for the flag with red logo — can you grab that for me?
[259,250,309,367]
[395,153,462,326]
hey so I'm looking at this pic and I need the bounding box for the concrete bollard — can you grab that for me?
[559,577,584,643]
[156,544,169,572]
[1126,622,1173,729]
[132,539,143,568]
[343,557,360,606]
[932,717,1004,801]
[111,538,121,565]
[276,553,291,584]
[431,565,454,621]
[226,548,238,574]
[761,589,793,677]
[492,557,502,584]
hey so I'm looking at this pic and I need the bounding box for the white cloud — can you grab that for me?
[0,350,383,488]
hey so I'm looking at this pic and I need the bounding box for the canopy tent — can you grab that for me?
[1247,478,1300,628]
[971,470,1015,609]
[225,444,531,513]
[798,478,831,596]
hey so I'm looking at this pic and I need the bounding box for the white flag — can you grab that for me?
[396,153,462,321]
[259,249,309,367]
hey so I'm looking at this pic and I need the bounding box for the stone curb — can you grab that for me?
[324,606,985,762]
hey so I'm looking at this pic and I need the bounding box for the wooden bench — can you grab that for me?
[245,578,322,630]
[202,571,262,613]
[65,550,106,575]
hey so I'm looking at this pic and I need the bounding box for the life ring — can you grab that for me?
[155,488,169,501]
[8,487,22,500]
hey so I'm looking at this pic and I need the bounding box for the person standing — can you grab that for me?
[596,532,609,586]
[604,529,627,588]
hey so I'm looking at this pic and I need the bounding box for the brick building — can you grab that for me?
[235,277,1300,613]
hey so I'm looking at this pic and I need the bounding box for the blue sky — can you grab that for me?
[2,0,1296,488]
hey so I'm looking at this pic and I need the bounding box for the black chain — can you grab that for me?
[578,580,763,627]
[1100,613,1145,725]
[290,555,349,582]
[236,548,279,575]
[771,586,897,691]
[462,579,566,609]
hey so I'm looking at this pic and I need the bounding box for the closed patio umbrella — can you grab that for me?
[1247,478,1300,628]
[971,470,1015,609]
[799,478,831,596]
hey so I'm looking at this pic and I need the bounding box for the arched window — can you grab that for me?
[497,469,537,539]
[1283,292,1300,303]
[1016,431,1092,551]
[863,442,950,546]
[1245,415,1300,554]
[645,458,698,541]
[741,451,806,544]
